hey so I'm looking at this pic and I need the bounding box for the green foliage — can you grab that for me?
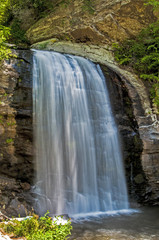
[113,21,159,111]
[6,138,14,143]
[0,213,72,240]
[145,0,159,9]
[0,25,12,61]
[0,0,10,24]
[0,0,12,61]
[6,121,16,126]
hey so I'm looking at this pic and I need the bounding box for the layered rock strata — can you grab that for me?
[27,0,157,45]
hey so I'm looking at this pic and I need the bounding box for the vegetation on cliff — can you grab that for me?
[145,0,159,8]
[0,0,11,61]
[114,0,159,111]
[0,0,95,52]
[0,0,61,55]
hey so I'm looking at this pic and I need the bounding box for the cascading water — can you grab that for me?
[33,50,129,217]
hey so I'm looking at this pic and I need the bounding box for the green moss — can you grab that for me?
[32,38,60,49]
[82,0,95,14]
[38,42,48,49]
[6,122,16,126]
[0,115,4,124]
[6,138,14,144]
[50,39,57,44]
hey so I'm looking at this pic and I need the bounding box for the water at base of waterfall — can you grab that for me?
[70,206,159,239]
[32,50,129,217]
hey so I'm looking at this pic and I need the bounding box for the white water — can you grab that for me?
[32,50,129,217]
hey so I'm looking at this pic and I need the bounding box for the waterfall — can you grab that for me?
[33,50,129,217]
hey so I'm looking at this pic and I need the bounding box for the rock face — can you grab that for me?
[104,67,159,205]
[0,50,33,216]
[0,0,159,216]
[0,44,159,217]
[31,40,159,205]
[27,0,156,44]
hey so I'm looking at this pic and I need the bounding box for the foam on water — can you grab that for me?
[71,209,140,221]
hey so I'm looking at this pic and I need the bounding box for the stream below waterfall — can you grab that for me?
[70,207,159,240]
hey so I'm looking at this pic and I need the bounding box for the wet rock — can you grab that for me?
[9,199,26,217]
[20,182,31,191]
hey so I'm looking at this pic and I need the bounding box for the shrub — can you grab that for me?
[0,213,72,240]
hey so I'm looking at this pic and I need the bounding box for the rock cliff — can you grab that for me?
[31,40,159,205]
[0,0,159,216]
[27,0,156,44]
